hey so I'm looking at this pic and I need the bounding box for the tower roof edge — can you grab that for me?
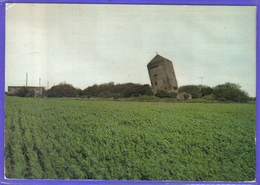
[147,54,172,66]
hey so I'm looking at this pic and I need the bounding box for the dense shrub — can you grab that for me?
[155,90,170,98]
[169,92,178,98]
[46,83,80,97]
[15,87,35,97]
[183,93,190,100]
[178,85,201,99]
[201,86,213,97]
[202,94,216,101]
[124,84,153,97]
[213,82,249,103]
[83,82,153,98]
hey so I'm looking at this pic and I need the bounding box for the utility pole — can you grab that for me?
[39,78,41,87]
[47,81,49,90]
[199,77,204,86]
[26,73,28,86]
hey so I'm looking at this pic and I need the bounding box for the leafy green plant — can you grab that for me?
[4,96,256,180]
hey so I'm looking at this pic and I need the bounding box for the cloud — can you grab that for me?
[5,4,256,96]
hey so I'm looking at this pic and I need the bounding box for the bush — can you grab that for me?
[169,92,177,98]
[15,87,35,97]
[124,84,153,97]
[202,94,215,101]
[155,90,170,98]
[83,82,153,98]
[201,86,213,97]
[213,82,249,103]
[183,93,190,100]
[178,85,201,99]
[46,83,80,97]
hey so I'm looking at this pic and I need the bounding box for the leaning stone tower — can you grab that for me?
[147,54,178,94]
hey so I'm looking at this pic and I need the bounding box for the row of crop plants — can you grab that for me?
[4,97,256,180]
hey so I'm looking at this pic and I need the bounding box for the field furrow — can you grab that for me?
[4,97,256,181]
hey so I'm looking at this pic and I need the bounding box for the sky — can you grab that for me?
[5,4,256,96]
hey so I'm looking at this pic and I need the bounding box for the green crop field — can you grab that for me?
[4,96,255,181]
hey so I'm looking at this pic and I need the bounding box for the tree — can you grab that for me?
[178,85,201,99]
[213,82,249,103]
[46,83,80,97]
[77,88,83,97]
[137,84,154,96]
[124,84,153,97]
[201,86,213,97]
[83,82,153,98]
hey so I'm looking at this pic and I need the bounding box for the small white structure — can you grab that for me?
[8,86,44,96]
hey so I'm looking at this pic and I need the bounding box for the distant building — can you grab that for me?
[8,86,44,96]
[147,54,178,94]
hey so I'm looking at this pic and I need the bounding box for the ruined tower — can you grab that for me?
[147,54,178,94]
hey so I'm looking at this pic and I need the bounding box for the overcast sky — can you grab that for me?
[5,4,256,96]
